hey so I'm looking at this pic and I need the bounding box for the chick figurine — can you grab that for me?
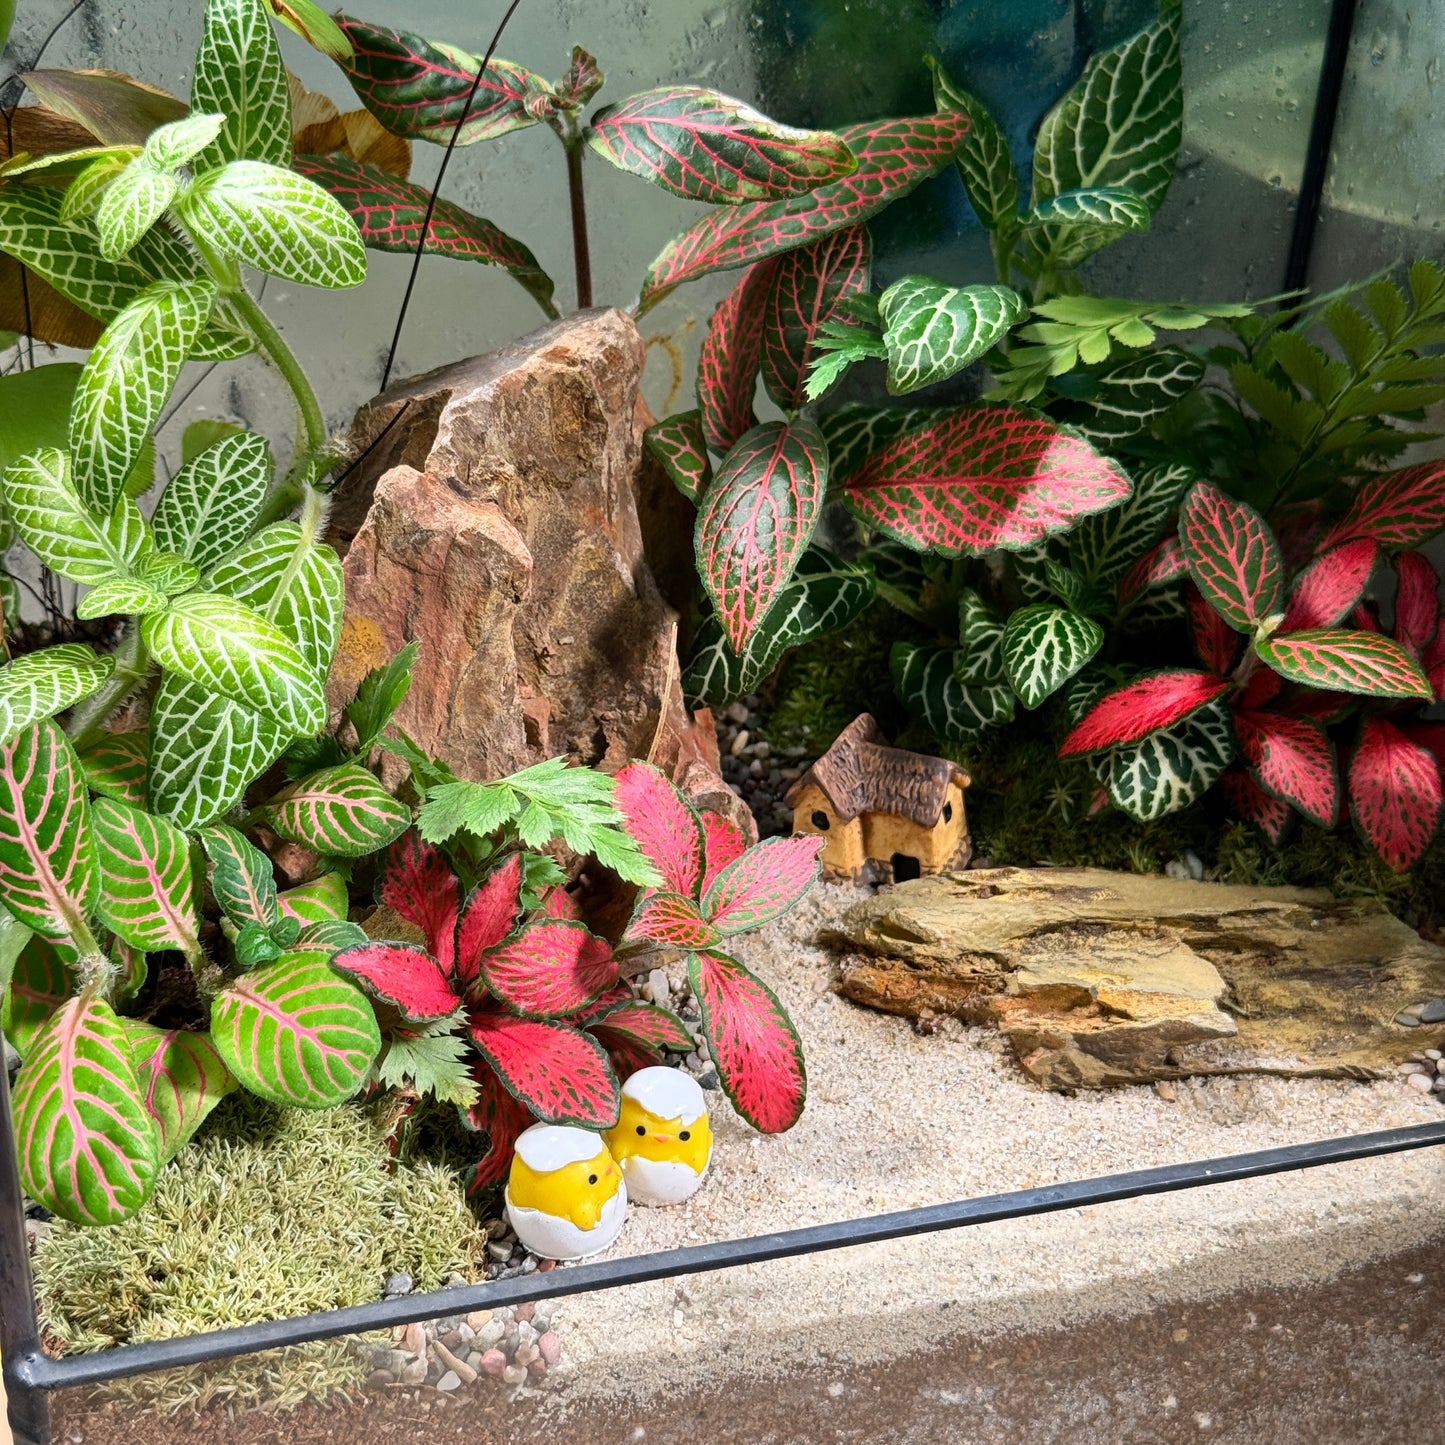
[603,1066,713,1205]
[504,1124,627,1261]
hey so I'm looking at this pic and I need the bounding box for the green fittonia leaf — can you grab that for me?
[1001,604,1104,709]
[878,277,1025,395]
[200,822,278,929]
[1071,461,1192,589]
[1,935,73,1058]
[192,0,293,172]
[0,645,114,750]
[265,763,411,857]
[1058,350,1204,446]
[94,164,177,261]
[91,797,201,959]
[927,57,1019,241]
[1103,696,1235,822]
[77,731,148,807]
[121,1020,235,1164]
[891,641,1014,743]
[276,872,348,926]
[152,430,271,571]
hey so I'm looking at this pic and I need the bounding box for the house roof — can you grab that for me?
[784,714,971,828]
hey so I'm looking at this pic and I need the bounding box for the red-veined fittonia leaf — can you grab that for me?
[200,823,277,930]
[211,950,381,1108]
[587,86,856,204]
[91,797,200,959]
[1254,629,1432,699]
[555,46,603,110]
[1177,481,1284,633]
[699,809,747,895]
[1233,710,1338,829]
[641,113,970,305]
[542,885,582,920]
[1219,765,1291,844]
[689,949,805,1133]
[1185,583,1239,675]
[455,852,523,989]
[380,831,460,967]
[759,224,871,410]
[1406,722,1445,774]
[1393,551,1440,655]
[696,419,828,651]
[1058,671,1231,755]
[467,1009,620,1127]
[1117,535,1187,605]
[292,153,557,318]
[702,834,824,934]
[480,920,618,1017]
[0,721,96,941]
[122,1021,235,1164]
[843,403,1131,556]
[334,15,545,145]
[12,993,158,1225]
[265,762,411,858]
[76,730,147,807]
[331,940,458,1022]
[644,410,713,504]
[625,891,721,949]
[612,764,707,900]
[698,261,776,453]
[1272,501,1324,574]
[1280,538,1379,633]
[1,936,74,1058]
[462,1060,533,1193]
[1238,665,1283,711]
[586,999,694,1059]
[1319,461,1445,551]
[1348,717,1443,872]
[276,872,349,926]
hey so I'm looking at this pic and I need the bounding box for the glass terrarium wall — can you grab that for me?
[2,0,1442,432]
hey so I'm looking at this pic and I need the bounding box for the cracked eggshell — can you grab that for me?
[505,1182,628,1261]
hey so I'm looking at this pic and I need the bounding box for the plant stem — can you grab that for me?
[65,623,148,752]
[562,122,593,310]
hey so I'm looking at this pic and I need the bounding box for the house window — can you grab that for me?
[811,810,831,831]
[942,801,953,823]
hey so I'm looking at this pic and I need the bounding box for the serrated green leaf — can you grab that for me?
[192,0,293,171]
[92,797,200,958]
[1001,604,1104,709]
[152,430,271,572]
[879,277,1024,395]
[0,645,113,750]
[179,161,366,289]
[76,578,166,620]
[376,1020,477,1108]
[344,640,417,755]
[69,279,217,517]
[200,822,278,930]
[94,163,177,261]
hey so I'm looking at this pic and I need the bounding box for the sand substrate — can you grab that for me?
[533,881,1445,1412]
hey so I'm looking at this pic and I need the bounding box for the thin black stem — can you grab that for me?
[381,0,527,391]
[565,136,592,310]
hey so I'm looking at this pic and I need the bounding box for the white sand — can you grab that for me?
[533,881,1445,1409]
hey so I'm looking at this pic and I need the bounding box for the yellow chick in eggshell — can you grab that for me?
[504,1123,627,1261]
[603,1066,713,1205]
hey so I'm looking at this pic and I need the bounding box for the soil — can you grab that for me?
[50,1232,1445,1444]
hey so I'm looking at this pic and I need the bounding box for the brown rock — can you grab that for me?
[432,1339,477,1385]
[830,867,1445,1090]
[328,308,691,785]
[478,1348,507,1378]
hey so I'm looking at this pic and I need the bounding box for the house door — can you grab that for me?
[890,853,921,883]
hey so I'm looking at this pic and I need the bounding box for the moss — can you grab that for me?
[34,1092,485,1413]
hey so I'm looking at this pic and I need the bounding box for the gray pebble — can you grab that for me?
[647,968,670,1007]
[1420,998,1445,1024]
[520,1255,538,1274]
[383,1271,413,1296]
[436,1370,461,1392]
[1427,1050,1442,1061]
[697,1069,720,1090]
[502,1364,528,1386]
[1407,1071,1435,1093]
[487,1239,513,1262]
[365,1369,395,1388]
[1396,1012,1424,1028]
[399,1359,428,1386]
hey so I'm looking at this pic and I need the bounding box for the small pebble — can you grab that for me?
[520,1255,538,1274]
[724,702,749,724]
[479,1349,508,1377]
[730,729,750,757]
[404,1321,426,1357]
[528,1357,548,1379]
[436,1371,461,1393]
[1427,1050,1442,1061]
[487,1239,513,1262]
[365,1369,394,1389]
[516,1319,535,1345]
[383,1272,413,1296]
[537,1258,557,1272]
[1420,998,1445,1024]
[515,1301,536,1323]
[457,1322,475,1343]
[1396,1012,1423,1028]
[647,968,670,1007]
[1407,1072,1434,1093]
[399,1358,428,1386]
[697,1069,720,1090]
[538,1331,562,1367]
[465,1309,493,1330]
[502,1364,528,1386]
[515,1342,538,1367]
[477,1319,507,1348]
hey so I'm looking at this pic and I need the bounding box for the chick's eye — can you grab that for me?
[679,1130,691,1141]
[636,1124,646,1136]
[588,1173,598,1185]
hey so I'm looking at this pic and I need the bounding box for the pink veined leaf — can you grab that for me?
[467,1009,620,1127]
[124,1023,235,1164]
[1237,665,1283,711]
[843,404,1132,557]
[698,261,778,454]
[555,46,603,110]
[1177,481,1285,633]
[1282,689,1355,727]
[612,761,707,899]
[1351,602,1382,633]
[1404,722,1445,774]
[759,224,871,410]
[1233,710,1338,829]
[644,410,713,504]
[1219,765,1291,845]
[293,153,556,317]
[587,1023,662,1080]
[696,419,828,652]
[479,920,618,1017]
[1319,461,1445,551]
[577,984,633,1024]
[462,1061,533,1193]
[1254,629,1433,699]
[1117,535,1187,604]
[1058,672,1231,756]
[379,831,459,970]
[1280,539,1379,633]
[689,949,805,1133]
[542,885,582,920]
[625,891,721,949]
[1348,718,1444,873]
[454,853,523,989]
[702,834,825,934]
[1185,583,1239,675]
[641,113,969,304]
[331,941,459,1022]
[1393,550,1440,655]
[1272,501,1324,575]
[699,808,747,895]
[585,998,695,1055]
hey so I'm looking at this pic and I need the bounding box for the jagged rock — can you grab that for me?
[829,868,1445,1090]
[326,307,706,785]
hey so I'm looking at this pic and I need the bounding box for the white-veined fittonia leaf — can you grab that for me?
[816,404,950,486]
[152,430,271,572]
[75,578,167,620]
[135,551,201,597]
[192,0,293,172]
[0,644,113,750]
[178,161,366,289]
[1024,185,1151,231]
[879,277,1025,395]
[91,797,201,959]
[68,278,218,517]
[1001,603,1105,709]
[141,113,228,172]
[1071,461,1192,589]
[1104,696,1235,822]
[141,591,327,735]
[891,641,1014,743]
[121,1019,235,1164]
[200,822,278,929]
[0,721,97,941]
[264,762,411,857]
[61,154,135,222]
[94,164,177,261]
[956,588,1008,685]
[927,57,1019,240]
[1054,349,1203,447]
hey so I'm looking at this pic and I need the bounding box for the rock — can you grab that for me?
[830,868,1445,1089]
[537,1331,562,1367]
[328,308,697,786]
[436,1371,461,1392]
[404,1321,426,1358]
[514,1301,535,1323]
[434,1340,477,1384]
[464,1310,493,1331]
[1396,1012,1424,1027]
[1407,1071,1435,1092]
[479,1349,508,1378]
[487,1239,512,1262]
[516,1319,535,1345]
[697,1069,720,1090]
[477,1318,507,1348]
[647,968,670,1007]
[399,1358,428,1386]
[1420,998,1445,1023]
[528,1357,548,1379]
[383,1272,413,1297]
[502,1364,528,1386]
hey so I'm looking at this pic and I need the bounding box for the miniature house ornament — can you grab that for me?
[784,714,972,886]
[603,1066,712,1205]
[505,1123,628,1260]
